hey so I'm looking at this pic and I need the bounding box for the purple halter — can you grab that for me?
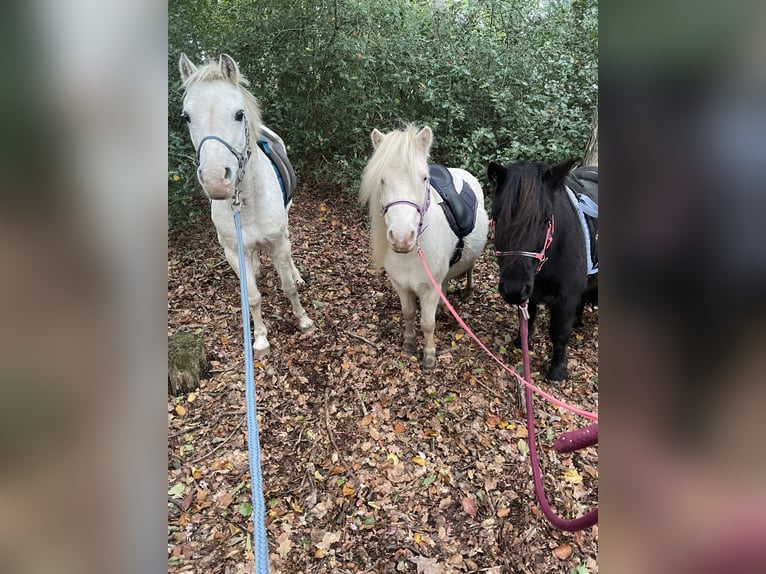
[379,179,431,237]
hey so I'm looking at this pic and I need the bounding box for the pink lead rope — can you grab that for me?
[416,248,597,421]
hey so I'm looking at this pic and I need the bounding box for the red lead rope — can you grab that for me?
[520,305,598,531]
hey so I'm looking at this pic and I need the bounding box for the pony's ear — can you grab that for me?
[219,53,240,83]
[370,129,385,149]
[179,53,197,82]
[544,158,577,189]
[415,126,433,153]
[487,162,507,190]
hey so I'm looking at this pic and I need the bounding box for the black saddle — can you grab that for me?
[428,163,478,266]
[257,127,297,208]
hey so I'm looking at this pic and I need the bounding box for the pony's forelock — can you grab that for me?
[494,162,549,258]
[181,59,262,146]
[359,124,430,207]
[359,124,431,268]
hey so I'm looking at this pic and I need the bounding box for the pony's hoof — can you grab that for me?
[547,365,568,383]
[253,343,271,358]
[298,316,315,333]
[294,274,305,287]
[403,340,417,356]
[421,353,436,370]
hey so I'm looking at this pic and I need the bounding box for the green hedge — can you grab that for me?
[169,0,597,226]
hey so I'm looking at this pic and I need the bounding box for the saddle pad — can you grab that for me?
[257,126,297,208]
[428,164,477,238]
[566,167,598,275]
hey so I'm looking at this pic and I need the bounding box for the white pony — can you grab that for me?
[179,53,314,356]
[359,125,489,368]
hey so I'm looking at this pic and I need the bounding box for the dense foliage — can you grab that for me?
[169,0,597,225]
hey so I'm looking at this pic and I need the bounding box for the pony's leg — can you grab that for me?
[270,238,314,333]
[223,247,270,356]
[289,258,305,286]
[548,302,577,382]
[463,267,475,296]
[574,298,586,328]
[419,289,441,369]
[398,289,418,356]
[284,228,304,285]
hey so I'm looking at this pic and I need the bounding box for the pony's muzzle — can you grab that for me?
[499,279,533,305]
[198,166,234,199]
[388,229,416,253]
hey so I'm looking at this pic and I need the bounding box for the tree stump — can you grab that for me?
[168,331,209,396]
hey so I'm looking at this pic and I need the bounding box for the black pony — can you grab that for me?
[488,159,598,381]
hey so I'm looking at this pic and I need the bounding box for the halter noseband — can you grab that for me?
[194,117,252,204]
[494,214,555,274]
[379,179,431,237]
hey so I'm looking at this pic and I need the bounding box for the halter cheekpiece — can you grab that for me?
[495,214,555,274]
[194,115,252,205]
[379,178,431,237]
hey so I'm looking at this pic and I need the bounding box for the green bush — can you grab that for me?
[169,0,597,227]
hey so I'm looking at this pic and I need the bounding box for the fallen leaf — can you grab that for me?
[394,422,406,433]
[369,427,381,440]
[461,496,478,517]
[412,456,427,466]
[410,555,444,574]
[315,530,341,551]
[276,526,293,558]
[175,405,187,416]
[563,468,583,484]
[218,492,234,508]
[553,542,573,560]
[485,414,501,428]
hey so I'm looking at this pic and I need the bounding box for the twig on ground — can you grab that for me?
[189,418,245,464]
[346,330,380,350]
[356,390,368,416]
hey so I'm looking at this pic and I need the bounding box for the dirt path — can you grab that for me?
[168,182,598,573]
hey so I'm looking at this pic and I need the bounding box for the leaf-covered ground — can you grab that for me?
[168,183,598,573]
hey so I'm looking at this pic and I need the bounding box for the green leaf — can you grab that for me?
[238,502,253,517]
[168,483,185,498]
[421,475,437,487]
[517,439,529,456]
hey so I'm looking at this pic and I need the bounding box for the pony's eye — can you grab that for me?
[181,111,190,123]
[235,110,245,122]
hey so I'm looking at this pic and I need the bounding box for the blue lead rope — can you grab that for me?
[233,205,270,573]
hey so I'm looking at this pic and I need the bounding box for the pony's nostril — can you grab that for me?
[520,283,532,301]
[408,230,416,244]
[224,167,232,182]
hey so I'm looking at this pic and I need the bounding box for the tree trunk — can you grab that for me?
[168,331,209,396]
[582,106,598,166]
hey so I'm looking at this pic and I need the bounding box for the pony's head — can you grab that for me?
[488,159,575,304]
[179,53,262,200]
[360,125,433,259]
